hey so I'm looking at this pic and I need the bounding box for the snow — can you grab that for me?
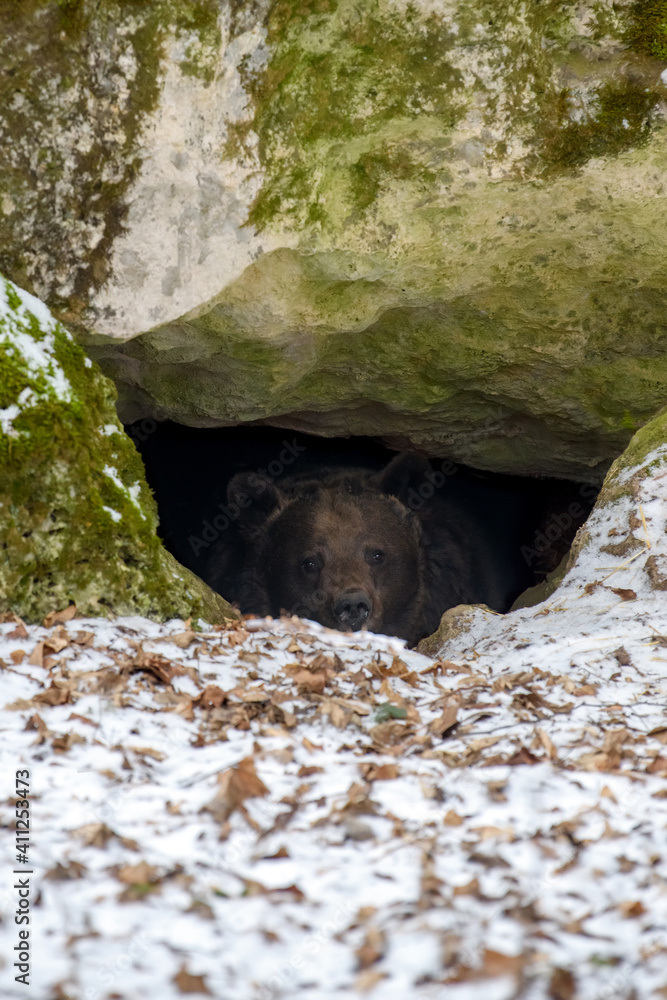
[1,447,667,998]
[0,275,73,428]
[102,466,145,516]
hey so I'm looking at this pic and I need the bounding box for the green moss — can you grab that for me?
[538,81,658,171]
[627,0,667,60]
[606,404,667,477]
[0,275,236,624]
[237,0,464,231]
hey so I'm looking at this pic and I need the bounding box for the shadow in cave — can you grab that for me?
[127,419,598,630]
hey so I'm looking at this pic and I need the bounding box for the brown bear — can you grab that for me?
[215,452,509,646]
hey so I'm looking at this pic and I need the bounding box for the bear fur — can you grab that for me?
[209,452,511,646]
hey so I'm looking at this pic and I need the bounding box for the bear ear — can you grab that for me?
[227,471,282,535]
[378,452,431,503]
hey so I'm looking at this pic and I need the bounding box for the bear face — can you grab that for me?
[225,454,432,644]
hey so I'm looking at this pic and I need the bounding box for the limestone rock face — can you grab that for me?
[0,274,236,624]
[2,2,667,479]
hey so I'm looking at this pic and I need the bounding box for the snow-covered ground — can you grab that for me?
[1,587,666,1000]
[2,443,667,999]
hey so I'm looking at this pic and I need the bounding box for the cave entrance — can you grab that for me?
[127,419,599,629]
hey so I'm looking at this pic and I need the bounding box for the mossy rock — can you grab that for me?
[2,3,667,480]
[0,274,237,624]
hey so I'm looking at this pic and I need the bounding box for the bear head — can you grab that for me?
[227,453,432,643]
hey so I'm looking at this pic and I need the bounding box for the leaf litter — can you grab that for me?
[2,450,667,997]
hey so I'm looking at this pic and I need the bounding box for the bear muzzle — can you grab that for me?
[332,591,373,631]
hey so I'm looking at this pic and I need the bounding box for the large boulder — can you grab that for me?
[0,274,236,624]
[2,2,667,480]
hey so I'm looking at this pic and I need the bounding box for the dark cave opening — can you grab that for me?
[127,419,598,638]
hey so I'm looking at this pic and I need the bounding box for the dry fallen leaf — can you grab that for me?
[44,604,77,627]
[28,642,44,667]
[293,669,327,693]
[610,587,637,601]
[117,860,159,885]
[169,630,198,648]
[7,621,29,640]
[647,756,667,775]
[453,878,480,897]
[429,702,459,737]
[506,746,541,766]
[355,926,386,970]
[33,682,73,707]
[362,763,399,782]
[203,757,269,823]
[45,628,70,653]
[619,900,646,918]
[173,965,212,995]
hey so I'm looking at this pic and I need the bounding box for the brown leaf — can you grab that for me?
[355,927,386,970]
[364,763,399,782]
[619,900,646,918]
[33,682,72,706]
[7,621,29,639]
[10,650,25,665]
[24,714,48,733]
[610,587,637,601]
[302,737,323,753]
[52,731,86,753]
[482,949,524,976]
[43,604,76,627]
[429,703,459,737]
[536,728,558,760]
[647,756,667,775]
[44,629,69,653]
[227,628,250,647]
[506,746,541,766]
[132,650,185,685]
[45,860,87,881]
[293,669,327,693]
[72,823,115,848]
[72,630,95,647]
[193,685,227,709]
[549,967,575,999]
[573,684,598,697]
[453,878,480,897]
[173,966,212,994]
[117,860,159,885]
[67,712,98,727]
[129,745,166,761]
[444,810,464,827]
[356,970,387,993]
[28,643,44,667]
[169,630,198,648]
[203,757,268,823]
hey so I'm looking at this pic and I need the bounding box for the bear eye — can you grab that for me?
[369,550,385,565]
[301,557,319,575]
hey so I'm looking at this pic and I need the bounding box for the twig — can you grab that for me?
[639,505,651,549]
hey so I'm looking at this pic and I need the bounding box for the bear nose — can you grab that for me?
[332,591,372,630]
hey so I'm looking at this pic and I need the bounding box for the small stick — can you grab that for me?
[639,504,651,549]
